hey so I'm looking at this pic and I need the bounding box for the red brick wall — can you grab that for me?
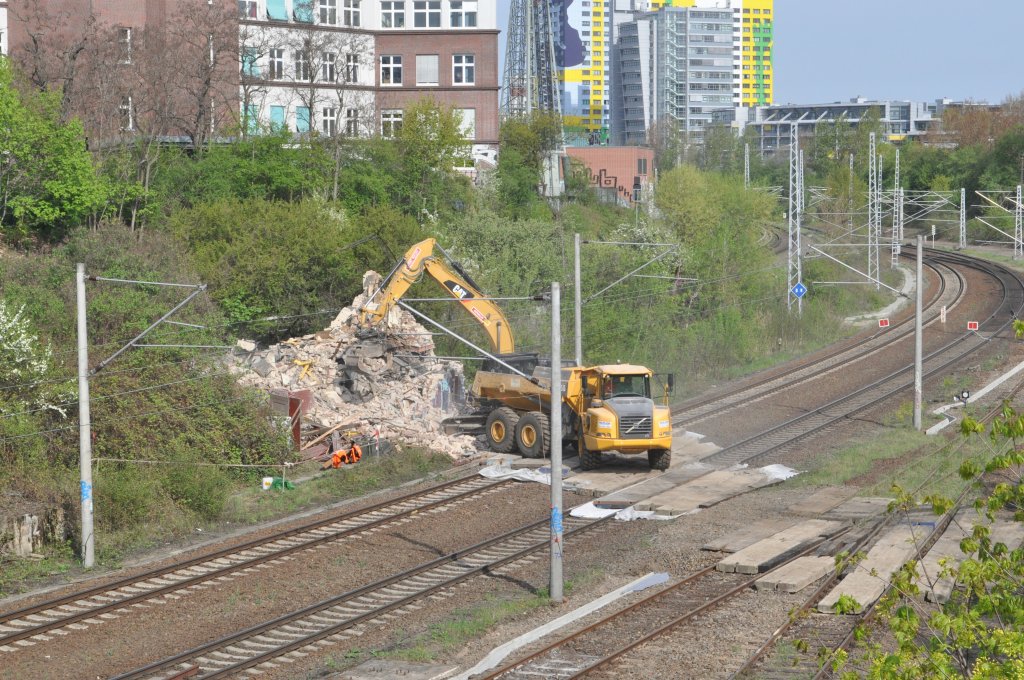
[375,31,499,143]
[566,147,655,204]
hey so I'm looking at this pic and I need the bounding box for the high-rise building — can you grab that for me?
[596,0,772,145]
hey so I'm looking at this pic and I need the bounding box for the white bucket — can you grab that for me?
[261,476,274,490]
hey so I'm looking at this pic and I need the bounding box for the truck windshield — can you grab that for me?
[603,375,650,399]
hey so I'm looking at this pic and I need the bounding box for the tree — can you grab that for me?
[841,399,1024,679]
[394,99,471,204]
[0,57,108,240]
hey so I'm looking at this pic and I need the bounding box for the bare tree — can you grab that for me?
[8,1,97,118]
[164,2,240,147]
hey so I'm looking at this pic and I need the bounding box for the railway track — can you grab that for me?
[692,249,1024,468]
[672,256,960,430]
[476,527,863,680]
[731,375,1024,680]
[113,515,612,679]
[0,474,512,651]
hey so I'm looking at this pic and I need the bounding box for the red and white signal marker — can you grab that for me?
[967,321,979,331]
[878,318,890,328]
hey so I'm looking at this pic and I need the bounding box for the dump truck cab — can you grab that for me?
[574,365,673,470]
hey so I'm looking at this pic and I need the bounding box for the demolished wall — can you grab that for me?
[230,272,477,459]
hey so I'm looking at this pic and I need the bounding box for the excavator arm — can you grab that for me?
[359,238,515,354]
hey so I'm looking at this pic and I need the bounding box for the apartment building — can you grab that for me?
[240,0,498,160]
[580,0,772,145]
[3,0,498,160]
[611,3,733,145]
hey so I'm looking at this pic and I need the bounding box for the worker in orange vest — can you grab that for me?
[323,441,362,469]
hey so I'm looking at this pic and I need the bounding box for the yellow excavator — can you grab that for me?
[357,237,515,354]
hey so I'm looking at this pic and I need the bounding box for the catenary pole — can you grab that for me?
[549,282,563,603]
[76,264,95,567]
[574,233,582,366]
[914,236,923,430]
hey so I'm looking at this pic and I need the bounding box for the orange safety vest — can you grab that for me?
[331,443,362,468]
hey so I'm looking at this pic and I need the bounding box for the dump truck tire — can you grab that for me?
[485,407,519,453]
[579,440,601,470]
[515,411,550,458]
[648,448,671,471]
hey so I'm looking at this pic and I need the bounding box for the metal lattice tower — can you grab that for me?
[960,188,967,248]
[1016,185,1023,259]
[867,133,878,288]
[891,188,903,268]
[787,124,802,313]
[893,148,900,192]
[501,0,561,119]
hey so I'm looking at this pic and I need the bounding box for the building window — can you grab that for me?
[413,0,440,27]
[319,0,337,23]
[381,55,402,85]
[381,109,403,137]
[452,54,474,85]
[242,47,260,77]
[450,0,476,27]
[238,0,258,18]
[117,27,132,64]
[343,0,360,26]
[637,157,647,175]
[270,105,286,129]
[322,107,337,136]
[268,49,284,79]
[321,52,337,82]
[296,106,311,132]
[381,0,405,27]
[295,48,311,80]
[267,0,288,19]
[456,108,475,139]
[345,108,359,136]
[245,104,260,134]
[416,55,438,86]
[119,96,134,131]
[344,54,359,82]
[294,0,314,21]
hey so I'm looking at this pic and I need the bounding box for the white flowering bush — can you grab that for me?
[0,300,69,417]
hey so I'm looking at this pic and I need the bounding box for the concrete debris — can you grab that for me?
[230,271,477,460]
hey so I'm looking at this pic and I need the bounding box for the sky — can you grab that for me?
[496,0,1024,105]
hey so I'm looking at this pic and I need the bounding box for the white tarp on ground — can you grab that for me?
[760,464,800,481]
[570,501,676,521]
[478,463,571,485]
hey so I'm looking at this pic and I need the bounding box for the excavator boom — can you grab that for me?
[359,238,515,354]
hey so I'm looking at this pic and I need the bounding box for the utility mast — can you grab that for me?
[501,0,561,119]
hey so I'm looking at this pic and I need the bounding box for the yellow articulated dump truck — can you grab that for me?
[469,361,674,471]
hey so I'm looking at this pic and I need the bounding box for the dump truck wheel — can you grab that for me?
[579,440,601,471]
[515,412,550,458]
[485,407,519,453]
[648,448,671,471]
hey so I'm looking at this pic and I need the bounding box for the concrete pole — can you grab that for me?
[549,282,563,604]
[573,233,582,367]
[914,237,923,431]
[76,263,95,568]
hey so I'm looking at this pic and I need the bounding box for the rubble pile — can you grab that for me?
[230,271,478,459]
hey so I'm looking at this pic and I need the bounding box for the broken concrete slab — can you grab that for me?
[755,556,836,593]
[917,513,1024,603]
[824,497,893,520]
[636,465,793,516]
[717,520,846,574]
[788,487,860,516]
[703,518,798,553]
[597,463,715,508]
[818,522,932,614]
